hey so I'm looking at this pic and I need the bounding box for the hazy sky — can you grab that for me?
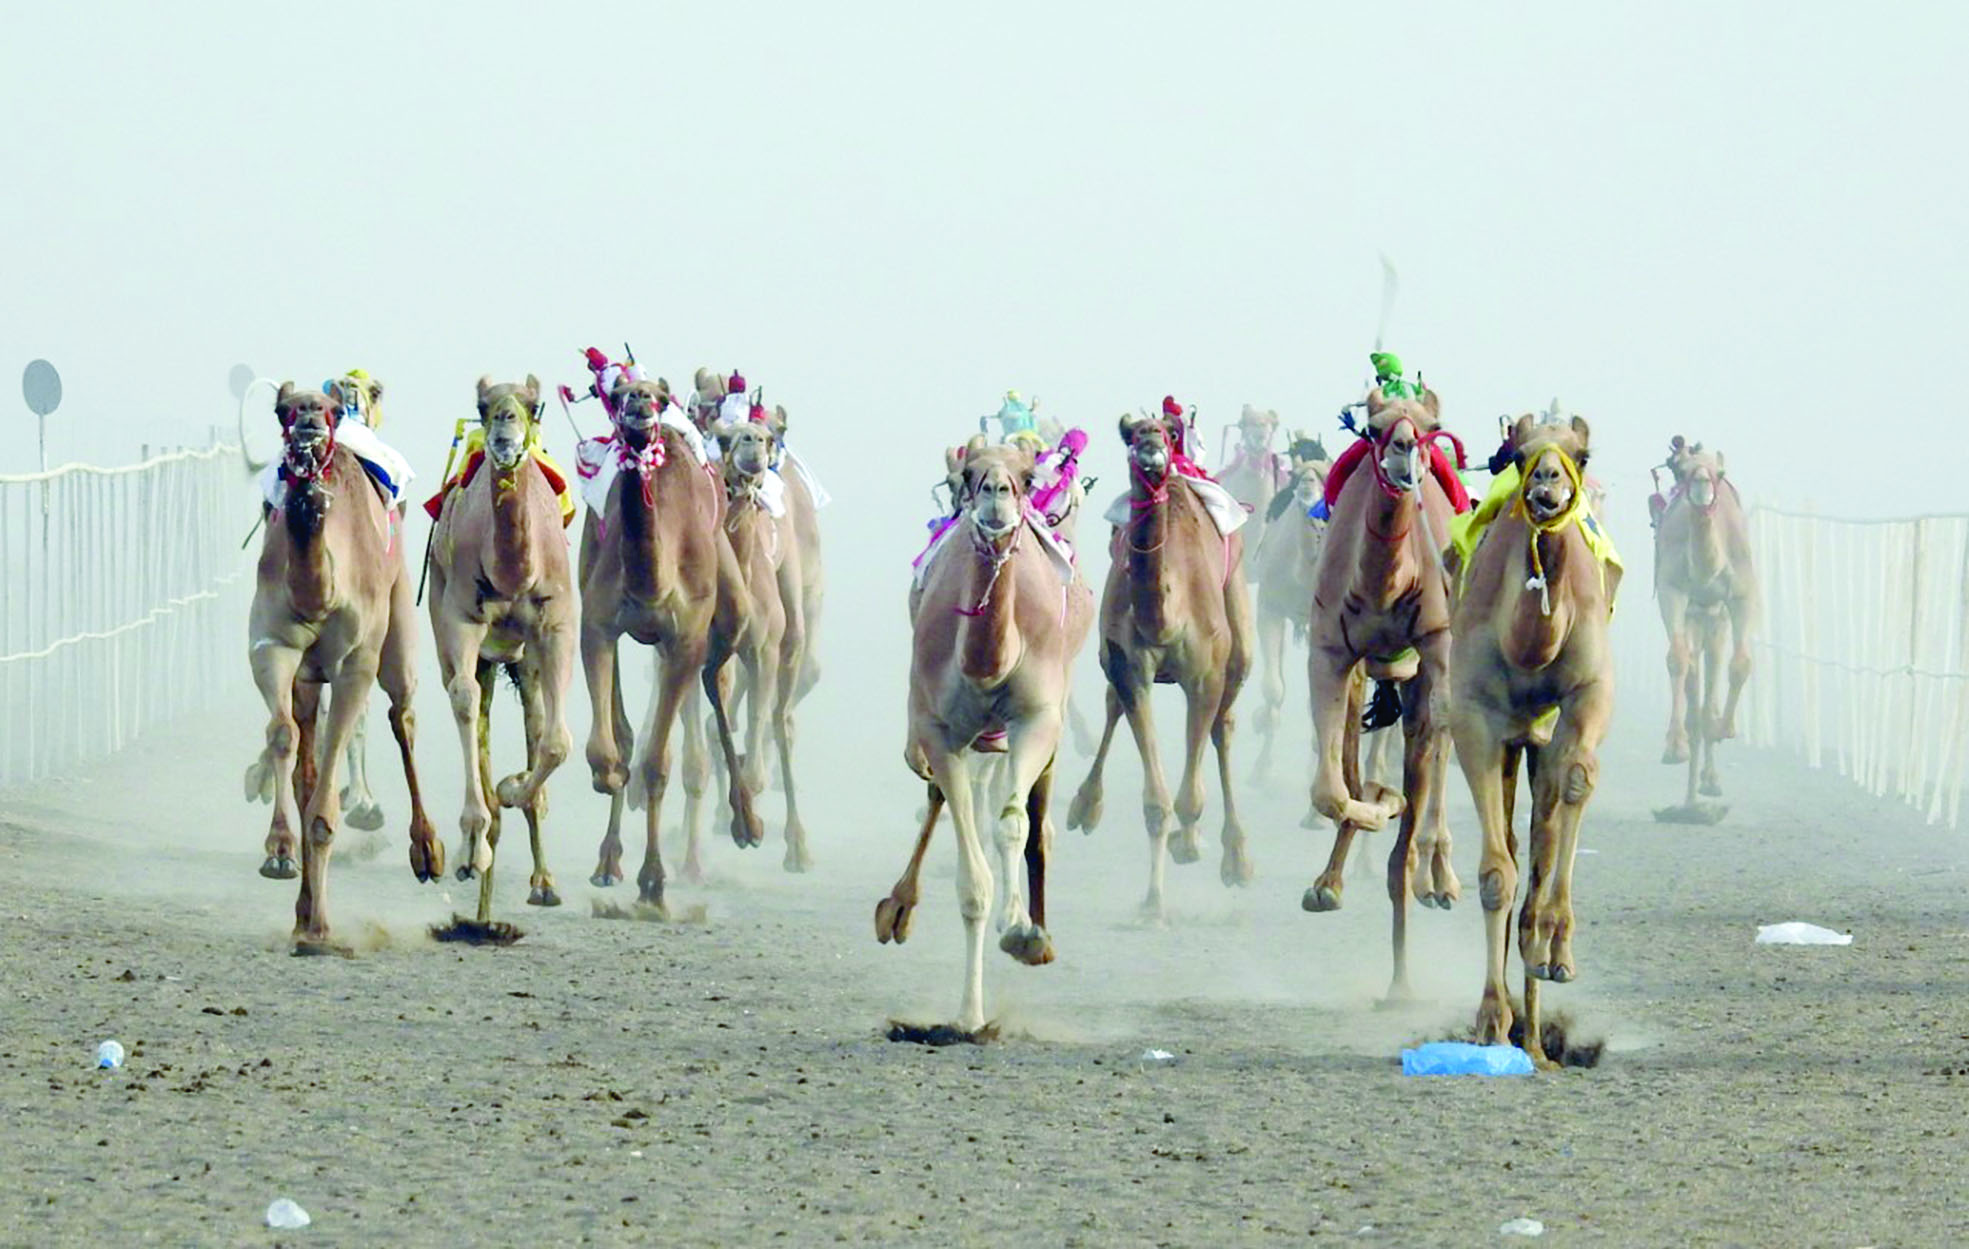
[4,2,1963,581]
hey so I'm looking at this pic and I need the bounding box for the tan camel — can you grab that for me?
[1217,405,1289,574]
[762,403,825,702]
[425,376,577,922]
[1299,387,1460,999]
[875,441,1095,1035]
[245,382,442,950]
[704,415,812,872]
[580,376,759,910]
[1654,437,1758,804]
[1250,439,1330,777]
[1067,413,1256,918]
[1448,415,1616,1065]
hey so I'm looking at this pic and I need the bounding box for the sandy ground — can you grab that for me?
[3,674,1968,1248]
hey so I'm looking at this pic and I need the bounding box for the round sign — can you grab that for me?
[228,363,254,401]
[22,359,61,417]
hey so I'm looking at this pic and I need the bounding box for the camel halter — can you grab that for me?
[1512,445,1585,617]
[956,509,1023,617]
[611,398,670,507]
[280,405,336,485]
[482,392,541,502]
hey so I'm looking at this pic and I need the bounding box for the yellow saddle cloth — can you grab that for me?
[1449,463,1622,599]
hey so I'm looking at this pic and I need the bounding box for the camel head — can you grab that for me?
[957,439,1034,539]
[1119,412,1179,479]
[610,376,674,443]
[1667,437,1726,510]
[690,367,727,430]
[714,416,776,482]
[1510,413,1592,524]
[274,381,338,483]
[476,375,542,472]
[1361,390,1439,494]
[1237,405,1279,455]
[329,371,385,430]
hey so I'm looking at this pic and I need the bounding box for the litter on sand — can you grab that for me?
[1499,1216,1545,1236]
[1400,1041,1533,1076]
[265,1198,311,1229]
[1755,922,1853,946]
[1139,1048,1178,1063]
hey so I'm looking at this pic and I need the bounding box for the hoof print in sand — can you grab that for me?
[429,916,525,946]
[1652,801,1729,825]
[886,1020,999,1047]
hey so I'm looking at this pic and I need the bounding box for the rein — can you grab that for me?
[611,407,669,507]
[955,515,1022,617]
[1126,455,1171,554]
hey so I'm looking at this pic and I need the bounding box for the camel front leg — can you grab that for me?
[472,663,504,923]
[1405,636,1460,910]
[380,592,442,883]
[676,680,711,883]
[633,649,697,911]
[1067,679,1122,831]
[875,781,943,944]
[340,716,385,832]
[994,712,1063,965]
[581,627,630,887]
[1451,715,1517,1047]
[772,649,811,872]
[1114,669,1177,919]
[1658,588,1692,762]
[1210,689,1253,888]
[929,749,993,1035]
[436,619,494,881]
[495,623,575,815]
[703,634,764,850]
[294,661,374,951]
[1308,646,1403,829]
[1168,674,1223,866]
[1023,764,1053,934]
[512,656,562,908]
[250,644,305,879]
[1717,588,1759,743]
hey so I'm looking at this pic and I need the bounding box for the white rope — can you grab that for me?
[0,443,237,484]
[0,574,245,664]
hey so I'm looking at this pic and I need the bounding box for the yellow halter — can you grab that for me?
[1509,443,1584,616]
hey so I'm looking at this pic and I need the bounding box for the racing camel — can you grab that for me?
[425,376,577,921]
[1300,386,1461,1001]
[579,376,758,911]
[875,440,1094,1037]
[1068,411,1256,919]
[246,382,442,951]
[1654,436,1758,810]
[1449,414,1617,1065]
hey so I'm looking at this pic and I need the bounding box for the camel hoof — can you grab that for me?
[874,895,914,944]
[343,800,385,831]
[590,869,621,888]
[998,924,1055,966]
[1137,897,1168,926]
[455,864,478,882]
[1066,789,1101,832]
[730,812,764,850]
[1699,779,1724,798]
[495,776,530,808]
[527,886,562,908]
[259,855,298,880]
[636,883,665,909]
[1168,828,1202,865]
[409,839,444,883]
[679,861,707,886]
[1662,743,1689,764]
[783,847,813,874]
[1220,849,1254,888]
[1302,885,1341,913]
[291,938,352,959]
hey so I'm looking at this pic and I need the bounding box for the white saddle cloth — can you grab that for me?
[1102,474,1248,536]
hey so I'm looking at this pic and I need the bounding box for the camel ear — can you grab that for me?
[1714,450,1726,473]
[475,376,494,416]
[367,379,384,406]
[1419,389,1440,422]
[964,433,989,459]
[772,404,789,436]
[523,374,542,405]
[1511,413,1535,447]
[1569,414,1591,447]
[1364,386,1388,416]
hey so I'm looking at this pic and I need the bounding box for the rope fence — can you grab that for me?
[0,435,250,786]
[1746,506,1969,828]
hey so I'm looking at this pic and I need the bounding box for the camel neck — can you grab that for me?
[485,461,537,597]
[1506,521,1588,669]
[280,472,335,619]
[1126,468,1176,629]
[1352,486,1422,608]
[958,518,1022,685]
[1685,502,1730,584]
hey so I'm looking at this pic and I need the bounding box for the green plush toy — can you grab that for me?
[1370,351,1418,400]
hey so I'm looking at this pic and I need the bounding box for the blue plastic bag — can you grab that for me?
[1400,1041,1534,1076]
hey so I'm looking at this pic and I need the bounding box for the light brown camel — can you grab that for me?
[1250,440,1330,777]
[704,415,811,872]
[1067,413,1256,918]
[580,376,760,910]
[1448,415,1616,1065]
[245,382,442,951]
[1654,436,1758,804]
[426,376,577,922]
[762,403,825,703]
[875,441,1095,1035]
[1217,404,1289,575]
[1299,387,1460,1000]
